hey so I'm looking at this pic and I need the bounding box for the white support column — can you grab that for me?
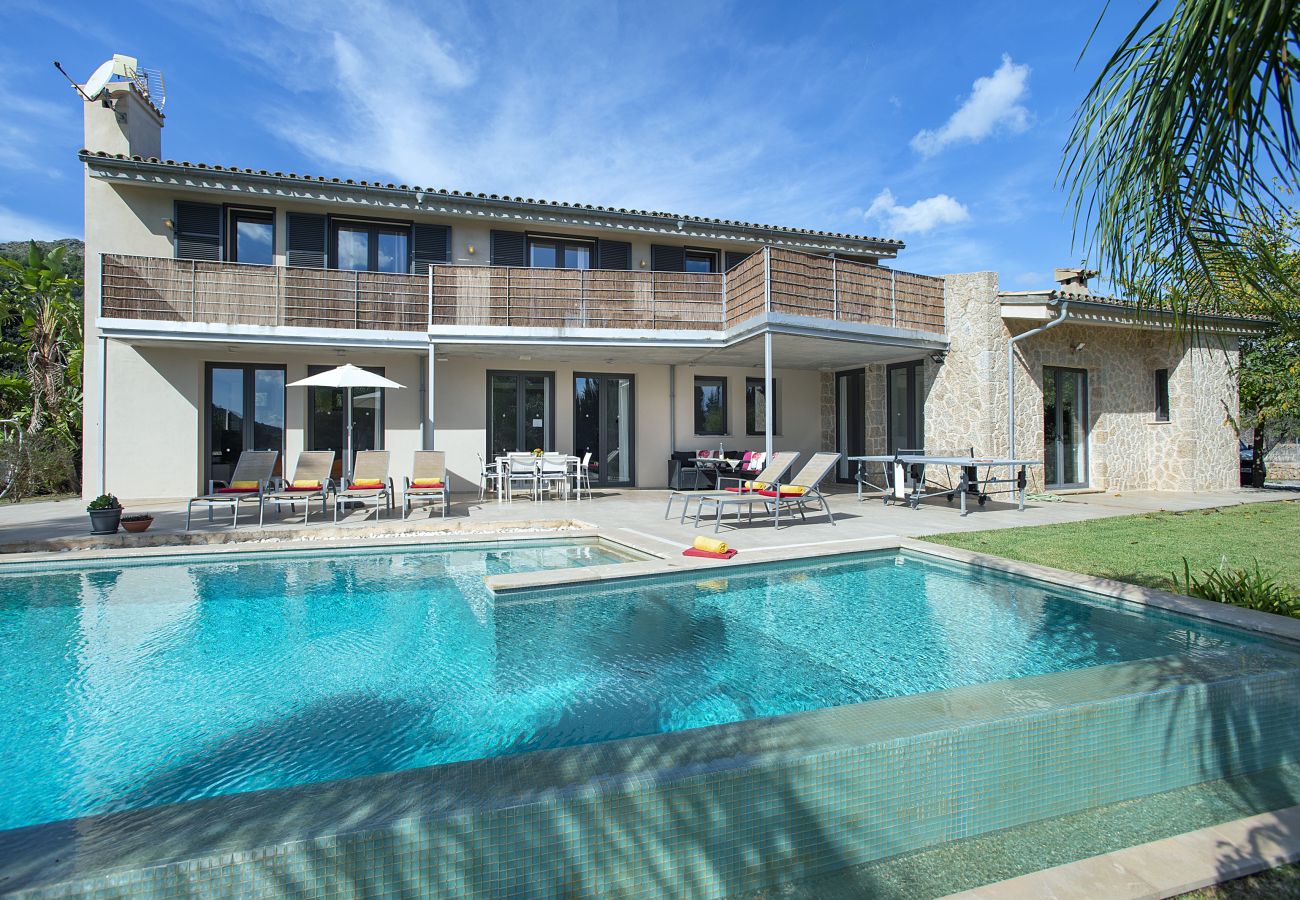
[763,330,774,462]
[425,343,436,451]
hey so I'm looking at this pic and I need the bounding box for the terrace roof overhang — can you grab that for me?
[999,291,1271,337]
[83,153,903,259]
[97,312,947,371]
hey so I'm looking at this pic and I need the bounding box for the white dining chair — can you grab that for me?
[572,451,593,499]
[477,452,503,500]
[538,453,570,500]
[504,453,539,502]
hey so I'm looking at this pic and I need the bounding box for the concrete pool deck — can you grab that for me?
[0,484,1291,557]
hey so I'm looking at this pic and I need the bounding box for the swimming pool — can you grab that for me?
[3,544,1299,897]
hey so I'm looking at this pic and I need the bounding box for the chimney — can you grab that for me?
[83,80,163,158]
[1053,266,1098,294]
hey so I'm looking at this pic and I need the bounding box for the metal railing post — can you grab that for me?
[762,245,772,314]
[721,269,728,327]
[890,268,897,327]
[354,270,360,329]
[427,265,434,331]
[831,256,838,320]
[190,258,197,320]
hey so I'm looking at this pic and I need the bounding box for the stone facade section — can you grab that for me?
[818,271,1242,493]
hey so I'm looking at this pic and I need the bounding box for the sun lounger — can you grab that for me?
[185,449,279,529]
[664,451,800,524]
[699,451,841,532]
[403,450,449,519]
[334,450,393,522]
[265,450,335,525]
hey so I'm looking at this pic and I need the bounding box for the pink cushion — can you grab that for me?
[699,450,711,458]
[216,486,258,494]
[757,488,807,498]
[683,547,738,560]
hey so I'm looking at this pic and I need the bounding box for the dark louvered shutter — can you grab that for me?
[286,213,327,268]
[596,239,631,270]
[174,201,221,260]
[651,244,685,272]
[725,251,753,271]
[490,230,526,267]
[412,223,451,273]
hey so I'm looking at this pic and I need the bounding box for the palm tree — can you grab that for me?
[1063,1,1300,315]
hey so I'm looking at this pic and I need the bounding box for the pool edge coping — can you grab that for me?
[941,802,1300,900]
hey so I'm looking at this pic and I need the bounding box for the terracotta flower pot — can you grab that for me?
[121,517,154,534]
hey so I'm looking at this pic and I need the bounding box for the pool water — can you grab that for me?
[0,545,1292,834]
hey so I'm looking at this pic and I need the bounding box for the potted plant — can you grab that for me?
[87,494,122,535]
[120,513,154,534]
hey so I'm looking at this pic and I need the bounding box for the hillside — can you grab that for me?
[0,239,85,279]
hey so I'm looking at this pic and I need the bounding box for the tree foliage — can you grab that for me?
[1064,0,1300,316]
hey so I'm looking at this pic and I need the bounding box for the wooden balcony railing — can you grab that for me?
[100,248,946,336]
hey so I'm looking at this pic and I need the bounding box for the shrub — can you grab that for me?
[1172,558,1300,618]
[120,513,152,522]
[6,430,80,501]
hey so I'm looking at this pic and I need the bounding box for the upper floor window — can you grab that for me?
[1154,368,1171,422]
[529,237,592,269]
[227,209,274,265]
[333,221,409,273]
[684,249,718,273]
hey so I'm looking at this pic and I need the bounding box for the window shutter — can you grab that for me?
[725,251,753,271]
[596,239,631,270]
[490,229,526,267]
[651,244,684,272]
[174,201,221,261]
[412,223,451,273]
[286,213,327,268]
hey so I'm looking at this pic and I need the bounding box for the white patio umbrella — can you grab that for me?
[287,364,405,482]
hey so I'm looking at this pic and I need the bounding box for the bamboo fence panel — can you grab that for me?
[725,253,766,326]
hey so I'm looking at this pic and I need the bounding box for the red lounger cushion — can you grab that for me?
[682,548,738,560]
[216,487,259,494]
[757,488,808,498]
[283,485,321,492]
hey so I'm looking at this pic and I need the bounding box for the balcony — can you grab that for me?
[100,247,946,336]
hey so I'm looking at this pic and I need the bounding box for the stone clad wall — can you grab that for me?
[821,271,1241,492]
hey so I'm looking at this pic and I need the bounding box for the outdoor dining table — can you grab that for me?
[494,455,582,500]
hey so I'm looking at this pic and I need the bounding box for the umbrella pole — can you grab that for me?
[346,386,354,485]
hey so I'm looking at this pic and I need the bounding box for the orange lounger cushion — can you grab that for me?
[351,479,384,488]
[411,479,444,488]
[292,479,321,489]
[757,486,808,498]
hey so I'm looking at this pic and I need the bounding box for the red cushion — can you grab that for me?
[216,486,259,494]
[682,548,738,560]
[757,489,807,498]
[283,485,321,492]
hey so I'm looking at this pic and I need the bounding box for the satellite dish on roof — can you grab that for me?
[83,59,115,100]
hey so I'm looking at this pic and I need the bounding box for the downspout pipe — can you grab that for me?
[1007,297,1069,459]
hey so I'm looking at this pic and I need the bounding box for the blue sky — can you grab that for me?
[2,0,1144,288]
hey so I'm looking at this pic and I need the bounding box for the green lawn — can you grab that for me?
[920,500,1300,596]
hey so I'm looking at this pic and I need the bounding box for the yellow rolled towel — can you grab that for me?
[693,536,729,555]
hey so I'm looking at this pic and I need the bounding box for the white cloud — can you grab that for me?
[0,204,75,242]
[864,189,969,234]
[911,55,1031,157]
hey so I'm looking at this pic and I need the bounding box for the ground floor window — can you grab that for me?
[205,363,285,486]
[1044,366,1089,488]
[745,377,780,436]
[1154,368,1171,422]
[694,376,727,435]
[307,365,386,469]
[488,371,554,458]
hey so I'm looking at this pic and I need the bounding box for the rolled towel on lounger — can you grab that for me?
[693,536,728,555]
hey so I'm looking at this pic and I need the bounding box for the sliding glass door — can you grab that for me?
[835,369,866,482]
[205,364,285,486]
[574,374,634,486]
[488,371,554,458]
[1044,366,1089,488]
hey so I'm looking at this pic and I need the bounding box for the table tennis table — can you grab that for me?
[849,451,1042,516]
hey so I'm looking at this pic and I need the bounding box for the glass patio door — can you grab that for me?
[205,364,285,486]
[887,361,925,454]
[488,372,553,459]
[574,374,635,486]
[1044,366,1089,488]
[835,369,866,482]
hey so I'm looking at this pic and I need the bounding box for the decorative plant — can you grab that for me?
[1172,558,1299,619]
[531,448,544,457]
[86,493,121,512]
[120,513,153,522]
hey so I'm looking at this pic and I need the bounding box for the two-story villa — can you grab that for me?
[80,75,1263,502]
